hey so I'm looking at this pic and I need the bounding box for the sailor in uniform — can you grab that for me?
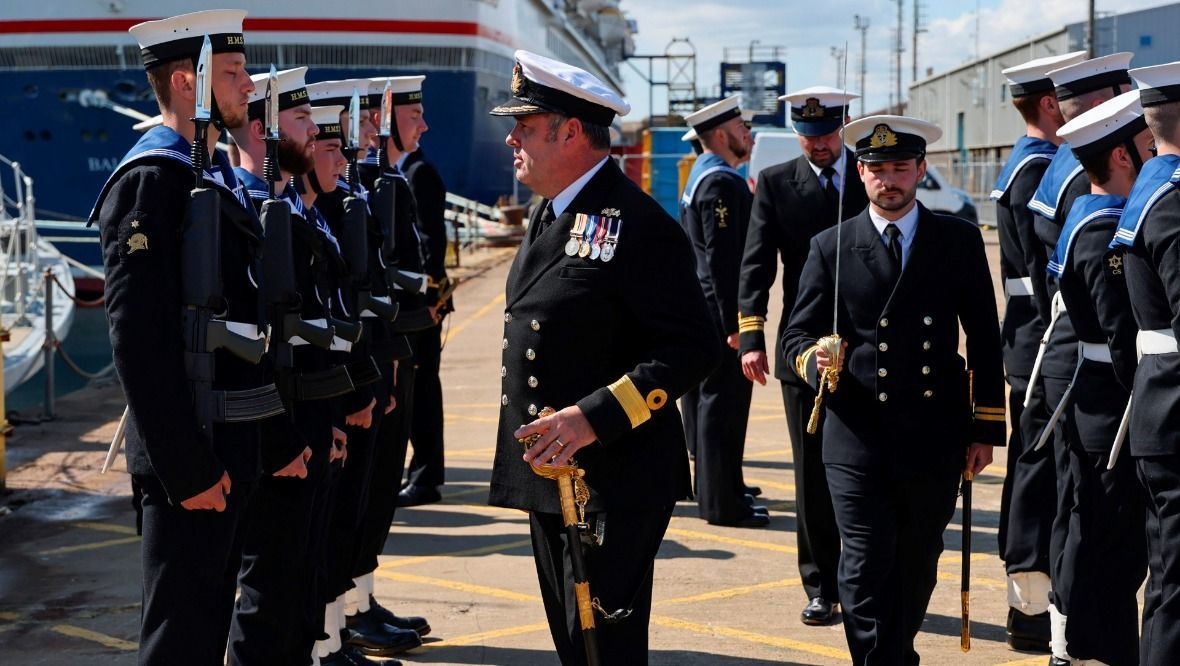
[677,95,764,527]
[94,10,304,664]
[737,86,867,625]
[490,50,718,663]
[782,115,1004,665]
[989,50,1084,653]
[1019,51,1134,654]
[1045,89,1151,666]
[1109,61,1180,666]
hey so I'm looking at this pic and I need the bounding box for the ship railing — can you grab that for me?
[0,155,43,327]
[444,192,499,252]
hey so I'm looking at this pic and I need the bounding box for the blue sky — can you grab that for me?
[618,0,1166,119]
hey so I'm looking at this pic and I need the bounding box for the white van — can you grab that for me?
[747,128,979,225]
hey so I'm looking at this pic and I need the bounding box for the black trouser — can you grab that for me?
[406,325,445,489]
[997,373,1027,563]
[137,473,253,666]
[825,461,961,666]
[529,504,674,666]
[1005,374,1066,576]
[353,358,416,578]
[782,380,840,602]
[1137,455,1180,666]
[695,348,753,523]
[228,409,334,666]
[1053,443,1146,665]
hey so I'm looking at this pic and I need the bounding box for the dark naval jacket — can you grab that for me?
[92,125,270,503]
[403,149,452,312]
[782,204,1006,468]
[678,152,752,338]
[489,158,719,514]
[1048,194,1134,454]
[738,150,869,383]
[1111,154,1180,457]
[992,136,1057,376]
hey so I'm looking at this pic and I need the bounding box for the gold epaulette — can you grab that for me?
[974,406,1005,422]
[607,375,652,429]
[738,314,766,334]
[795,344,820,379]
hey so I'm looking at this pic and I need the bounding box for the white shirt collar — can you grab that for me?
[808,150,846,188]
[550,156,610,217]
[868,202,920,240]
[395,152,409,172]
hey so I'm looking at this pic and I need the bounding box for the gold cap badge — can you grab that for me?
[801,98,825,118]
[870,124,899,149]
[511,62,525,96]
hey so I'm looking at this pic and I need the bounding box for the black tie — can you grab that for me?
[535,202,556,235]
[885,223,903,282]
[821,166,839,206]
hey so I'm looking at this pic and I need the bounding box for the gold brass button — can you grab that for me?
[504,312,513,323]
[923,389,934,398]
[921,366,931,375]
[878,368,888,377]
[528,376,539,388]
[502,338,508,350]
[878,392,888,402]
[528,404,538,416]
[923,316,933,326]
[501,394,509,406]
[526,349,536,361]
[879,342,889,352]
[922,341,932,350]
[530,320,541,331]
[500,366,507,378]
[880,318,889,327]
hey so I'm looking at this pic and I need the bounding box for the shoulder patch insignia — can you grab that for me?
[714,201,729,228]
[1104,248,1124,279]
[127,232,149,255]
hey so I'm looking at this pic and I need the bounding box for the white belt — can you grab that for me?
[1024,291,1068,408]
[1080,342,1112,363]
[290,318,331,347]
[1137,329,1178,357]
[1005,277,1034,297]
[361,295,392,318]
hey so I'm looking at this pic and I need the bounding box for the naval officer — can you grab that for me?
[490,50,718,664]
[93,10,305,663]
[988,50,1083,654]
[678,95,764,527]
[782,115,1005,665]
[1109,60,1180,666]
[737,85,867,625]
[1046,89,1151,666]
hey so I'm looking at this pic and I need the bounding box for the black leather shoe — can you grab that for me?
[355,596,431,637]
[321,645,401,666]
[744,485,762,497]
[752,505,769,515]
[343,613,422,657]
[1048,658,1069,666]
[1006,608,1051,653]
[801,597,836,626]
[711,512,769,528]
[397,484,442,507]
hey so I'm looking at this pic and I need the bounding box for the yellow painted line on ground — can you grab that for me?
[997,657,1049,666]
[50,624,137,650]
[422,622,550,648]
[375,570,540,604]
[379,538,532,570]
[938,553,996,566]
[743,477,796,493]
[655,578,800,607]
[447,447,498,459]
[443,413,501,424]
[748,414,788,422]
[444,402,500,408]
[0,611,19,621]
[936,570,1006,590]
[447,292,506,340]
[72,521,137,536]
[651,615,849,660]
[665,527,798,555]
[38,536,140,557]
[442,485,491,500]
[746,447,792,458]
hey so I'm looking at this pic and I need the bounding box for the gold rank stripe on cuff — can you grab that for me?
[795,344,820,379]
[974,406,1006,422]
[737,314,766,334]
[607,375,651,429]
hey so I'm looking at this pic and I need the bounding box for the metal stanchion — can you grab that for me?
[43,268,54,420]
[0,328,9,491]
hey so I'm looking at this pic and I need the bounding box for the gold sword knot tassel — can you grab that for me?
[807,335,844,434]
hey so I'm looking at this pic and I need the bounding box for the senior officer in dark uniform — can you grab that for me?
[737,86,867,625]
[1046,90,1151,666]
[988,50,1082,654]
[93,10,307,664]
[678,95,764,527]
[783,115,1004,665]
[488,50,718,664]
[1110,61,1180,666]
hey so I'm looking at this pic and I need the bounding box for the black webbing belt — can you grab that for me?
[347,357,382,388]
[291,366,355,401]
[212,383,287,423]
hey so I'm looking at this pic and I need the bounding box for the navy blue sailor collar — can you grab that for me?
[1047,193,1127,277]
[1111,154,1180,248]
[681,152,743,206]
[990,135,1059,201]
[1028,145,1085,220]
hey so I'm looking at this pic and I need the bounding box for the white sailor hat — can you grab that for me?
[129,9,247,70]
[1002,51,1087,98]
[682,105,755,142]
[310,105,345,141]
[685,96,743,136]
[844,115,941,163]
[1130,61,1180,107]
[368,76,426,108]
[1058,90,1146,160]
[779,86,858,136]
[490,49,629,126]
[247,67,309,119]
[1046,52,1134,101]
[307,79,371,110]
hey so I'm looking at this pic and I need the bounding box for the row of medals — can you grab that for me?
[565,213,620,262]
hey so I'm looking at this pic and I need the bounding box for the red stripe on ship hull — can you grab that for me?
[0,17,512,46]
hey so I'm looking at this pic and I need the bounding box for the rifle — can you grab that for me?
[518,407,601,666]
[259,64,335,369]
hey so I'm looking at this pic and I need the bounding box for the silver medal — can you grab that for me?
[565,238,580,256]
[601,243,615,262]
